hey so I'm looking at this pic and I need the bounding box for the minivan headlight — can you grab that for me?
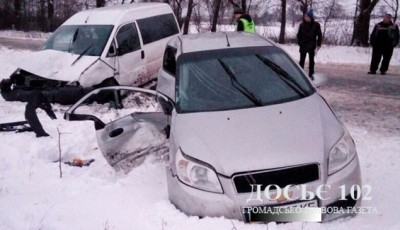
[175,148,223,193]
[328,131,357,175]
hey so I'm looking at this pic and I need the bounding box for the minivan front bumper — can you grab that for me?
[166,155,362,222]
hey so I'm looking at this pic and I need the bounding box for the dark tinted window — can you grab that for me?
[116,23,141,55]
[137,14,179,45]
[163,46,177,75]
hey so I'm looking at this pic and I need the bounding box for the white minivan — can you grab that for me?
[1,3,180,104]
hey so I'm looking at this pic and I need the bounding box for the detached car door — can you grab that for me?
[64,86,173,173]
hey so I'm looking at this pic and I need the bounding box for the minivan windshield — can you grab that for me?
[42,25,113,56]
[176,46,314,113]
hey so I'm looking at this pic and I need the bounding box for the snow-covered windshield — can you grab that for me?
[41,25,113,56]
[176,46,314,113]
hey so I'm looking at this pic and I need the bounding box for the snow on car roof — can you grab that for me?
[172,32,275,54]
[63,3,172,25]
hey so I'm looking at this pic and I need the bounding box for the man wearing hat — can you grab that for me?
[368,13,399,75]
[233,8,255,33]
[296,9,322,80]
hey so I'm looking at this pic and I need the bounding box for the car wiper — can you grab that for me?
[218,59,263,106]
[72,44,93,66]
[255,54,307,97]
[68,28,80,53]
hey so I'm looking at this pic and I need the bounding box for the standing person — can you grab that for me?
[233,8,255,33]
[368,14,399,75]
[296,10,322,80]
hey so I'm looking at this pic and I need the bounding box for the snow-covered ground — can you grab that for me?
[0,44,399,230]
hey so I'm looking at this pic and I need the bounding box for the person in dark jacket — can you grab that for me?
[368,14,399,75]
[233,8,255,33]
[296,10,322,80]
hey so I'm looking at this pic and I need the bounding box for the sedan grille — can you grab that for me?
[233,164,319,193]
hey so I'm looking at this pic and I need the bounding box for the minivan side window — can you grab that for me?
[116,23,141,56]
[137,14,179,45]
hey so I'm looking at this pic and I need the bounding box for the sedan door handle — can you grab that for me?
[109,128,124,138]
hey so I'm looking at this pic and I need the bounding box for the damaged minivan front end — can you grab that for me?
[1,3,180,105]
[1,46,116,104]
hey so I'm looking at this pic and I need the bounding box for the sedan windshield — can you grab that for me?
[176,46,314,113]
[42,25,113,56]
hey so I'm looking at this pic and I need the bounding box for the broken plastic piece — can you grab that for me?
[64,158,95,167]
[0,121,30,132]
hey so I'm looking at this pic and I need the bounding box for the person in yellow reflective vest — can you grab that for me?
[233,8,255,33]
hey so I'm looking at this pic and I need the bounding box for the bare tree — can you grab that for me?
[96,0,106,7]
[279,0,287,43]
[353,0,380,46]
[38,0,46,30]
[13,0,21,29]
[211,0,222,32]
[47,0,54,31]
[183,0,195,34]
[170,0,185,29]
[191,3,201,32]
[228,0,246,12]
[383,0,399,22]
[321,0,336,40]
[296,0,315,15]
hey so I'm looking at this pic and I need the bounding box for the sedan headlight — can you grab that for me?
[175,148,223,193]
[328,131,357,175]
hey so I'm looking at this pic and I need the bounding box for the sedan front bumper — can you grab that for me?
[166,155,362,222]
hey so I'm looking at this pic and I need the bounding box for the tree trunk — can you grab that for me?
[96,0,106,7]
[47,0,54,31]
[183,0,194,34]
[39,0,46,31]
[211,0,222,32]
[322,0,336,40]
[241,0,247,12]
[13,0,21,30]
[279,0,287,44]
[351,0,360,45]
[353,0,380,46]
[298,0,309,15]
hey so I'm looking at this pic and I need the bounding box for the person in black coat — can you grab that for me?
[368,14,399,75]
[297,10,322,80]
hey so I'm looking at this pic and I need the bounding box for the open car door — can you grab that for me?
[64,86,174,173]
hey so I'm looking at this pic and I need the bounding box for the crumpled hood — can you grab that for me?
[174,94,344,176]
[11,49,113,87]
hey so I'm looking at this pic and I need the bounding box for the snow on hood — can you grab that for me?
[174,94,344,176]
[10,49,106,86]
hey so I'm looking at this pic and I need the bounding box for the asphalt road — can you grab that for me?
[1,37,399,134]
[315,63,400,134]
[0,36,44,51]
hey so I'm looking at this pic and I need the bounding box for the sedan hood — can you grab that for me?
[174,94,344,176]
[11,49,114,87]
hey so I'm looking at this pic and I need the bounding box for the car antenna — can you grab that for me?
[85,10,93,24]
[225,33,230,47]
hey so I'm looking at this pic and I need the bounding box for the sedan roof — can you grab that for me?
[169,32,275,54]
